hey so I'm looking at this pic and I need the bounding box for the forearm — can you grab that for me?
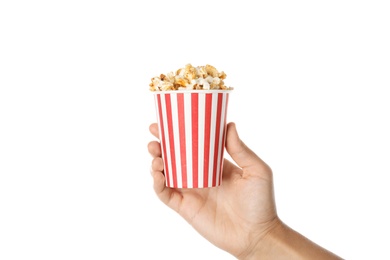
[241,220,343,260]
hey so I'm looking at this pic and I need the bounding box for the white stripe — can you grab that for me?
[160,94,174,187]
[208,93,218,187]
[216,93,227,186]
[155,95,166,180]
[154,95,163,146]
[170,93,182,188]
[198,93,205,187]
[184,93,193,188]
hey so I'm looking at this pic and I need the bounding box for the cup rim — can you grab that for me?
[150,89,233,94]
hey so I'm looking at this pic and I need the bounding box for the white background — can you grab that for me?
[1,1,389,259]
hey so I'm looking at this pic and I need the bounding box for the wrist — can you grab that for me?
[238,218,342,260]
[239,218,285,260]
[236,217,284,260]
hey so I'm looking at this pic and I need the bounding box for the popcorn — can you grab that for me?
[149,64,233,91]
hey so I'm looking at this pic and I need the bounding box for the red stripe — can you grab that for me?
[212,93,223,186]
[203,94,212,187]
[177,93,187,188]
[165,94,177,188]
[219,93,229,184]
[191,93,199,188]
[157,94,170,187]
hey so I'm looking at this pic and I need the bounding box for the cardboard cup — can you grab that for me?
[153,90,232,188]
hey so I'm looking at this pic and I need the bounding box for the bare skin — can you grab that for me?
[147,122,343,259]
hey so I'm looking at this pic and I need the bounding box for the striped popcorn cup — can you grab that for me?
[153,90,232,188]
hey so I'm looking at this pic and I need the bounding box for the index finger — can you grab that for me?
[149,123,159,139]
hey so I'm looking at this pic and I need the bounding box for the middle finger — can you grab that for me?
[148,141,162,158]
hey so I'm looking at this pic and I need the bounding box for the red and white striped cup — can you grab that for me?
[153,90,232,188]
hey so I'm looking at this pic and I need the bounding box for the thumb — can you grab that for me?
[225,122,272,177]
